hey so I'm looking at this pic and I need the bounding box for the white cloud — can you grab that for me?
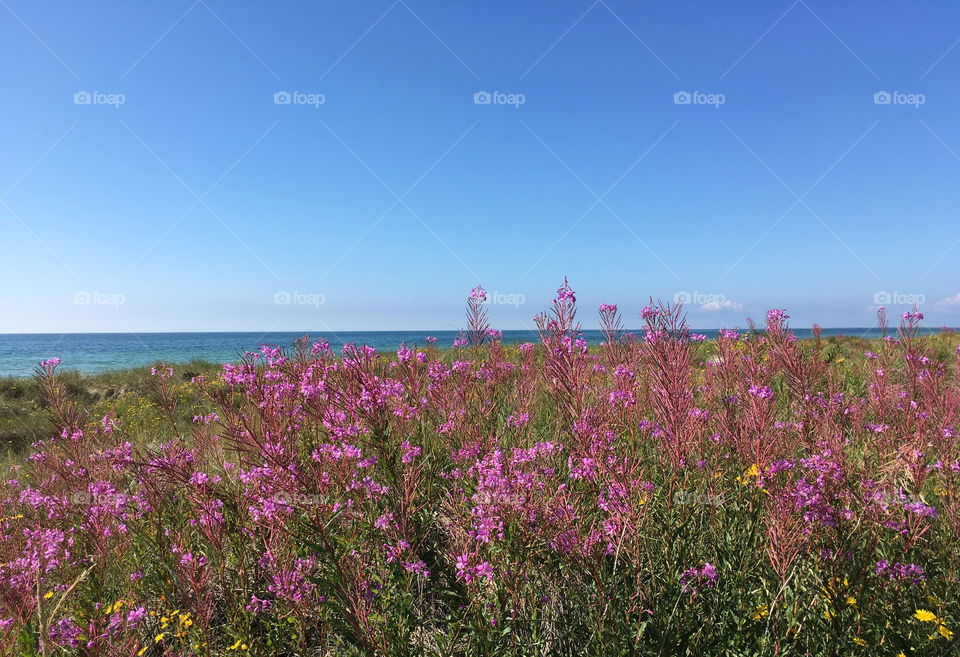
[700,299,743,312]
[935,293,960,311]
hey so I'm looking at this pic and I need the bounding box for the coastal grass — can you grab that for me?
[3,304,960,656]
[2,333,958,459]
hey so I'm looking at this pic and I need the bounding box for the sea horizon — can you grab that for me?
[2,324,957,336]
[0,327,952,378]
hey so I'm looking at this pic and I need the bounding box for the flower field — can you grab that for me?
[2,281,960,656]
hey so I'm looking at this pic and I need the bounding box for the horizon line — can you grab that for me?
[0,326,955,337]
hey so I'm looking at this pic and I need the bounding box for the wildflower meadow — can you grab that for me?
[2,281,959,656]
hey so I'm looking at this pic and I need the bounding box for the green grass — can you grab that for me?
[0,359,222,460]
[3,333,955,459]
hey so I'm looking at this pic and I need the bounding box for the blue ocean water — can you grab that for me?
[0,328,949,377]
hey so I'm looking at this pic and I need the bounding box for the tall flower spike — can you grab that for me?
[465,285,490,346]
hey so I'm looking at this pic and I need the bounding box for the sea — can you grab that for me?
[0,328,949,378]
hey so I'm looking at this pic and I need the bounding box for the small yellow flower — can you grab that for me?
[43,591,54,600]
[104,601,123,615]
[915,609,938,623]
[154,632,166,643]
[939,624,954,640]
[852,637,867,646]
[751,604,769,620]
[737,464,761,485]
[138,647,148,657]
[228,640,242,651]
[846,596,858,607]
[836,357,845,363]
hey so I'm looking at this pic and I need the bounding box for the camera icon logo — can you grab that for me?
[273,291,292,305]
[273,91,292,105]
[873,91,891,105]
[873,291,892,305]
[473,91,492,105]
[73,91,92,105]
[673,91,692,105]
[73,291,91,305]
[673,290,692,304]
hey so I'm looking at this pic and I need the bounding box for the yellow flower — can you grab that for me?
[154,633,166,643]
[836,357,845,363]
[915,609,938,623]
[852,637,867,646]
[846,596,858,607]
[228,640,242,651]
[737,464,760,485]
[103,601,123,615]
[43,591,54,600]
[939,624,954,640]
[751,604,769,620]
[138,648,148,657]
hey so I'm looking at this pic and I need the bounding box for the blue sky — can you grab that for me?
[2,0,960,332]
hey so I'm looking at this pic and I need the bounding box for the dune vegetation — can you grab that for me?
[2,282,959,656]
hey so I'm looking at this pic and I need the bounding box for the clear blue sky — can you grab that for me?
[2,0,959,332]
